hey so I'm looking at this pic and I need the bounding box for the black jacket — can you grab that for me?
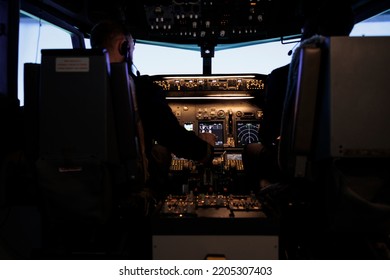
[259,64,290,149]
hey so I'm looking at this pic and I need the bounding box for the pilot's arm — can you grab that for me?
[135,75,214,162]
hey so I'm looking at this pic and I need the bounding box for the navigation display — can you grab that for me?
[236,121,260,146]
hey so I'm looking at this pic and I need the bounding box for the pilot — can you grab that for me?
[242,1,355,192]
[90,20,215,193]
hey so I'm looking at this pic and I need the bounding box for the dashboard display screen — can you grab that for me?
[198,121,224,146]
[236,121,260,146]
[184,122,194,131]
[226,153,242,160]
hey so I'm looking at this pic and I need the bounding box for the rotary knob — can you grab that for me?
[217,109,225,118]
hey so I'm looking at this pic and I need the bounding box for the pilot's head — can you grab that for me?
[90,20,135,64]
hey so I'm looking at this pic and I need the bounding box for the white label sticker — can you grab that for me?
[55,57,89,72]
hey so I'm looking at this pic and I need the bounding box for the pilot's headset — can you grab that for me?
[119,38,140,76]
[119,39,130,62]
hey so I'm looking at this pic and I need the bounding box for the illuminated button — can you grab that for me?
[256,110,263,118]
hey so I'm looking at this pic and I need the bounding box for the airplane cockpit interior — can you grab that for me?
[1,0,390,261]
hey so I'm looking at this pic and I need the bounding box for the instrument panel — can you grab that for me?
[159,193,262,217]
[152,74,266,194]
[169,101,262,148]
[153,74,266,149]
[154,74,265,93]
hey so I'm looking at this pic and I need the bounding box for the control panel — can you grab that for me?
[154,74,265,94]
[150,74,278,261]
[142,0,299,46]
[159,193,262,217]
[171,153,244,171]
[152,74,266,194]
[154,74,265,148]
[169,101,262,148]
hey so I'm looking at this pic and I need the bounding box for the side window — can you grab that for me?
[18,12,73,105]
[351,9,390,37]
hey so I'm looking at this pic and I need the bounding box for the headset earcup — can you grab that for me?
[120,40,129,57]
